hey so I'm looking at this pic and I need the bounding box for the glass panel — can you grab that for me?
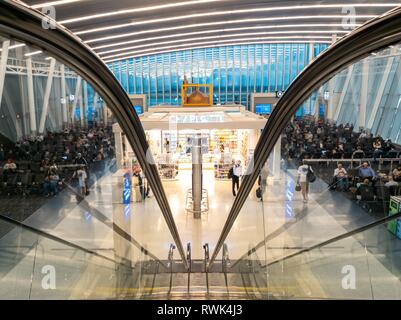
[0,35,177,299]
[218,41,401,299]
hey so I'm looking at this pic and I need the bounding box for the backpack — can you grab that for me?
[228,167,234,179]
[307,166,316,183]
[256,187,262,199]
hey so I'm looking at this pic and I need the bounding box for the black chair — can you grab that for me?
[358,184,375,212]
[32,173,46,194]
[30,163,41,173]
[5,174,18,195]
[388,185,399,197]
[20,173,33,196]
[376,186,390,202]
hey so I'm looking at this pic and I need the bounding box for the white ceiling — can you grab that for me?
[20,0,401,63]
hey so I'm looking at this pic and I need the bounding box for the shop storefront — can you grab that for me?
[140,105,267,181]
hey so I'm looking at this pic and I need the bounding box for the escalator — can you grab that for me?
[1,0,401,300]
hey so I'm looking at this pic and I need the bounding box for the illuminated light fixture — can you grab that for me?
[31,0,81,8]
[93,28,349,50]
[81,15,376,35]
[0,43,25,52]
[98,34,333,56]
[25,50,43,57]
[60,0,224,24]
[87,23,359,44]
[104,40,330,63]
[75,4,378,35]
[103,39,331,62]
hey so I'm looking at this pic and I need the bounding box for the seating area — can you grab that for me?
[282,117,401,215]
[0,125,115,198]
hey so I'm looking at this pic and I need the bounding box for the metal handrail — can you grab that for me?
[0,213,127,267]
[203,243,210,294]
[0,0,188,269]
[187,243,192,292]
[209,6,401,267]
[263,207,401,269]
[167,244,175,295]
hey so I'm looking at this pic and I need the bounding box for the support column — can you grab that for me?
[79,80,88,127]
[358,58,369,130]
[333,65,354,121]
[367,47,398,129]
[192,134,203,219]
[103,103,108,125]
[113,124,124,170]
[71,76,81,123]
[272,138,281,180]
[327,34,338,120]
[93,93,99,123]
[327,79,335,120]
[313,88,322,120]
[308,42,314,63]
[38,58,56,134]
[60,64,68,127]
[0,40,10,108]
[26,57,37,135]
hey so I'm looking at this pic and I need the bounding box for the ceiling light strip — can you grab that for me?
[87,23,359,44]
[93,28,349,50]
[76,14,376,36]
[104,40,330,63]
[98,33,334,55]
[25,50,43,57]
[68,3,399,28]
[31,0,81,8]
[60,0,225,24]
[102,36,333,60]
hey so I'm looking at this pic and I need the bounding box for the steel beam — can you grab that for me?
[0,40,10,108]
[26,57,37,134]
[38,57,56,134]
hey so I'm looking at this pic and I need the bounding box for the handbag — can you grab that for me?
[295,183,302,192]
[307,166,316,183]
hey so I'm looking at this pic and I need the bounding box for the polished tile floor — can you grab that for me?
[0,167,401,299]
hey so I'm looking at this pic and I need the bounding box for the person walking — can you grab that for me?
[297,160,313,203]
[258,163,269,201]
[73,165,87,198]
[232,160,243,197]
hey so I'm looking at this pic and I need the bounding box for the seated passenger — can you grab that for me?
[333,163,349,191]
[0,144,4,162]
[393,166,401,182]
[352,145,365,159]
[385,176,399,188]
[356,178,375,201]
[373,138,383,161]
[3,158,17,172]
[43,169,60,197]
[358,162,376,180]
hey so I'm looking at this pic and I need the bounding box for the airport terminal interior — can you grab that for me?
[1,0,401,300]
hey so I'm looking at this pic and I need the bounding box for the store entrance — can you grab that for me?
[146,128,254,181]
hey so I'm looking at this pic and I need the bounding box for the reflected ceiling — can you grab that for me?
[20,0,400,62]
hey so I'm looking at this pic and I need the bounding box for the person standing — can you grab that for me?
[258,163,269,201]
[73,166,87,198]
[297,160,313,203]
[232,160,243,197]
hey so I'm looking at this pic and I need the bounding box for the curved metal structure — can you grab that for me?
[209,6,401,266]
[0,0,188,269]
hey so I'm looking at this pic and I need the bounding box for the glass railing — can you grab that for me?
[0,214,171,299]
[211,16,401,299]
[0,31,181,298]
